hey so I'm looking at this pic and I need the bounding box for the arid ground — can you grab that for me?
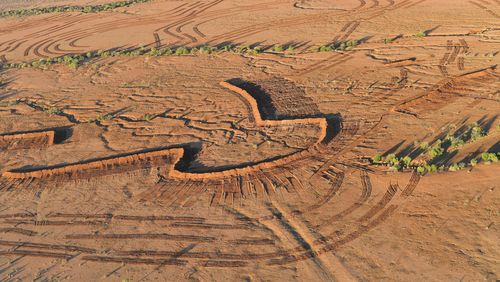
[0,0,499,281]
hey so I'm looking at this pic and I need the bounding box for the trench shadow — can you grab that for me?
[10,142,202,173]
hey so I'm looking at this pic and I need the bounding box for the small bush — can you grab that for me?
[143,114,154,121]
[272,44,284,52]
[44,107,63,115]
[419,141,429,150]
[416,166,426,174]
[319,45,333,52]
[481,152,498,163]
[469,123,485,142]
[450,137,465,149]
[149,47,160,56]
[401,156,412,168]
[428,141,444,159]
[448,163,461,171]
[415,31,426,37]
[175,47,190,55]
[372,154,383,163]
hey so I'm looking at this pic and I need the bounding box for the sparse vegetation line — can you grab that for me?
[0,0,152,18]
[0,42,360,70]
[371,123,500,174]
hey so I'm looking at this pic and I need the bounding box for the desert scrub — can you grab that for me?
[88,114,114,123]
[272,44,284,52]
[371,153,414,171]
[0,0,151,18]
[448,163,466,172]
[415,31,427,37]
[481,152,499,163]
[427,141,444,159]
[469,123,485,141]
[0,41,360,71]
[312,40,359,53]
[383,38,394,44]
[143,114,154,121]
[175,47,190,55]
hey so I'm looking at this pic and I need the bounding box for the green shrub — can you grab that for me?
[44,107,63,115]
[469,124,485,142]
[175,47,190,55]
[450,137,465,148]
[322,45,335,52]
[401,156,412,167]
[93,114,114,123]
[345,40,359,49]
[199,45,216,54]
[419,141,429,150]
[143,114,154,121]
[415,31,426,37]
[149,47,160,56]
[385,154,398,165]
[223,45,235,52]
[416,166,426,174]
[448,163,461,171]
[481,152,498,163]
[372,154,383,163]
[272,44,284,52]
[159,47,173,55]
[428,141,444,159]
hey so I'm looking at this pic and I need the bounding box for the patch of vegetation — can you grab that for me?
[418,141,429,150]
[25,100,63,115]
[286,45,296,52]
[383,38,394,44]
[0,0,151,18]
[415,31,427,38]
[427,140,444,159]
[272,44,284,52]
[143,114,154,121]
[469,123,485,142]
[448,162,466,172]
[312,39,359,52]
[370,122,499,174]
[175,47,190,55]
[88,114,114,123]
[481,152,499,163]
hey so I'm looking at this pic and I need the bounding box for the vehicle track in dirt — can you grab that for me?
[0,169,422,267]
[469,0,500,18]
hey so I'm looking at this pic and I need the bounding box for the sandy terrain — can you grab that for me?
[0,0,499,281]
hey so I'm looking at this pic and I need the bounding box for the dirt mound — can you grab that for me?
[230,77,321,120]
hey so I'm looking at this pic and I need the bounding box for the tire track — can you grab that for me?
[325,169,372,221]
[301,169,344,213]
[401,171,420,197]
[357,183,398,222]
[296,53,352,76]
[469,0,500,18]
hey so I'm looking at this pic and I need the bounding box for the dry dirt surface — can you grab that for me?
[0,0,499,281]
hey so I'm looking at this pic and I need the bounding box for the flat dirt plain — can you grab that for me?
[0,0,499,281]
